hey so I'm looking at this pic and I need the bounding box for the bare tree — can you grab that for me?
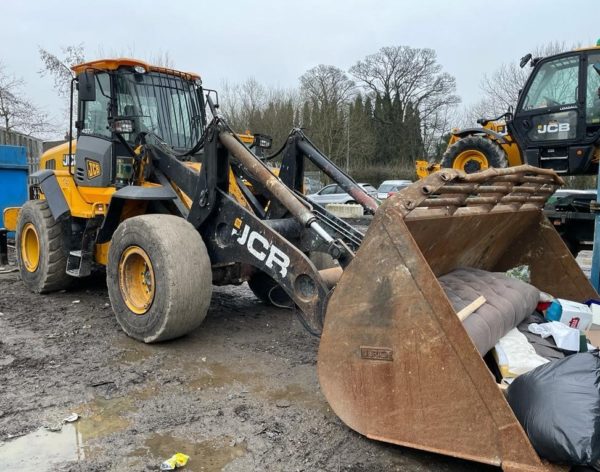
[39,44,85,101]
[350,46,459,121]
[39,44,85,134]
[350,46,459,156]
[300,64,355,109]
[299,65,355,160]
[0,62,54,137]
[220,77,300,149]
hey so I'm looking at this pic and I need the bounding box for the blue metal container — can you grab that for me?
[0,145,28,232]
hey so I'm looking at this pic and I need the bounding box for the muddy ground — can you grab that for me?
[0,246,526,472]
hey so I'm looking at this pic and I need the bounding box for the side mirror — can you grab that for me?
[594,63,600,76]
[78,70,96,102]
[519,53,532,68]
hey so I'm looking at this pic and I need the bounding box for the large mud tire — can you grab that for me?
[107,214,212,343]
[16,200,72,293]
[441,135,507,174]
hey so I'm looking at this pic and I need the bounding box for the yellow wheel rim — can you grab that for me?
[119,246,155,315]
[21,223,40,272]
[453,150,489,173]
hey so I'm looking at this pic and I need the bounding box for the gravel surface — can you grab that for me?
[0,248,501,472]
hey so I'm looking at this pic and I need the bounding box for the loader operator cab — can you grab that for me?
[68,59,207,189]
[508,47,600,174]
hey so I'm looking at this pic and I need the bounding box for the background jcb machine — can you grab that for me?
[5,58,597,471]
[434,44,600,175]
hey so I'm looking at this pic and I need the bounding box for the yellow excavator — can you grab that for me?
[3,58,596,471]
[419,42,600,176]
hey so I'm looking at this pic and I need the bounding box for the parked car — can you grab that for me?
[377,179,412,199]
[307,183,377,205]
[544,189,596,256]
[303,177,322,195]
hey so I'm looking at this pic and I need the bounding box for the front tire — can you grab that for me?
[441,136,507,174]
[16,200,72,293]
[107,215,212,343]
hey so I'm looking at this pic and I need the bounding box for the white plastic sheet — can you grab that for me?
[528,321,580,351]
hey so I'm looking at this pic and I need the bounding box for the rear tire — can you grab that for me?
[441,136,507,173]
[107,215,212,343]
[16,200,72,293]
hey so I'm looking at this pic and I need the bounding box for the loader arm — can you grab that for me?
[143,120,358,334]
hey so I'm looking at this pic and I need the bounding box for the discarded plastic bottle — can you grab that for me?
[546,300,562,322]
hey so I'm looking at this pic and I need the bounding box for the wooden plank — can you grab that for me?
[456,295,486,321]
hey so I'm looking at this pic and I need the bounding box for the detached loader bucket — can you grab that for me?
[318,165,597,471]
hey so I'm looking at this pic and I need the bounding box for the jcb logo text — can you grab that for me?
[232,219,290,278]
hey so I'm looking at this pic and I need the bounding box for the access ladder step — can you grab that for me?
[66,250,92,277]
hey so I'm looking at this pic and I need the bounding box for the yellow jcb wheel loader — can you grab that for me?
[421,43,600,176]
[4,58,596,471]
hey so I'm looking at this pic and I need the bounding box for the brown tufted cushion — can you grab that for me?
[438,268,540,355]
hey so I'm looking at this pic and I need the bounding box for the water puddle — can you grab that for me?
[0,424,84,471]
[256,382,327,411]
[75,396,134,440]
[115,336,157,364]
[130,433,247,471]
[188,362,254,390]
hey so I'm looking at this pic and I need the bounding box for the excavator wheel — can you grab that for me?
[107,214,212,343]
[15,200,72,293]
[441,135,507,174]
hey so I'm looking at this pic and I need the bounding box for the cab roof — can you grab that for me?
[71,58,200,81]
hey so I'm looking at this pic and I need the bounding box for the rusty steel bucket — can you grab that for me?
[318,165,597,472]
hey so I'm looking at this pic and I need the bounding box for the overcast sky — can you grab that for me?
[1,0,598,134]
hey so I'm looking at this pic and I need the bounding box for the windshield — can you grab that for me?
[115,70,203,150]
[360,184,377,193]
[522,55,579,111]
[378,183,405,192]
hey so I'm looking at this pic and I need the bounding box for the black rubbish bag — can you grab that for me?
[507,350,600,468]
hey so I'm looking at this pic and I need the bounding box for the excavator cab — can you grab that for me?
[509,48,600,175]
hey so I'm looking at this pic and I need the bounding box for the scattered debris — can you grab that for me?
[505,265,531,283]
[63,413,79,423]
[90,380,115,388]
[160,452,190,470]
[44,423,62,432]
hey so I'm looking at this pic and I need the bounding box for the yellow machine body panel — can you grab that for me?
[39,141,76,172]
[72,58,200,82]
[3,207,20,232]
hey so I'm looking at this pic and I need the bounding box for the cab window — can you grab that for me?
[586,54,600,124]
[523,55,580,111]
[81,73,111,138]
[320,185,338,195]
